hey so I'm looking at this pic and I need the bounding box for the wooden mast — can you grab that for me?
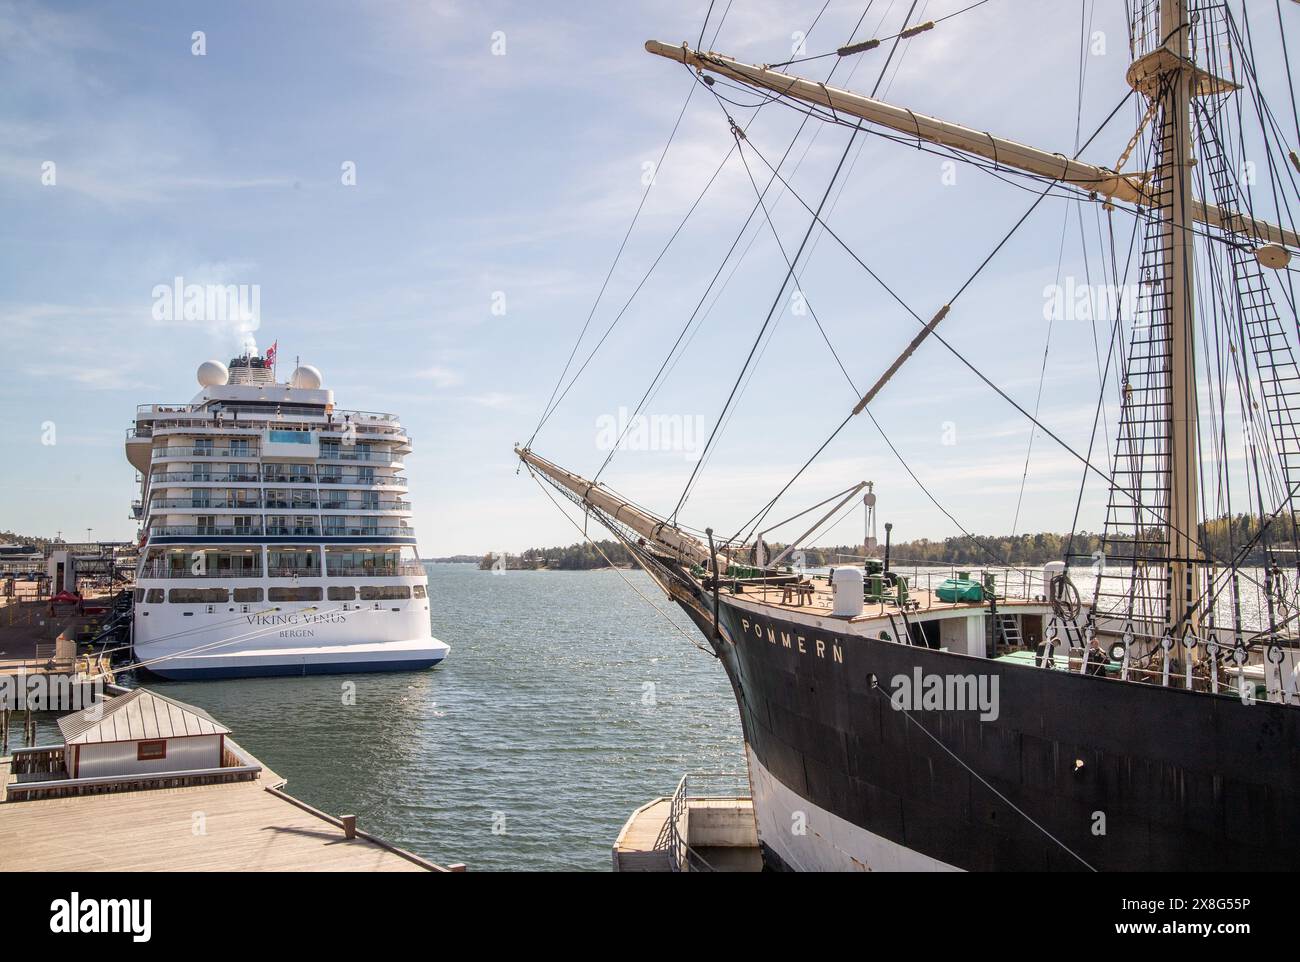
[1158,0,1201,641]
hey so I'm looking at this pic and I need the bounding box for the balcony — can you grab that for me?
[150,498,262,509]
[318,474,407,487]
[326,562,425,577]
[317,444,402,461]
[268,567,322,578]
[151,471,262,484]
[146,521,415,540]
[148,524,264,538]
[139,564,263,579]
[152,446,259,459]
[318,526,414,538]
[318,500,411,512]
[133,407,408,437]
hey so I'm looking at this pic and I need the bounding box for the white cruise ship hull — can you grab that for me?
[134,591,449,679]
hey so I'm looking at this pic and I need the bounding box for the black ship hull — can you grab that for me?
[674,586,1300,871]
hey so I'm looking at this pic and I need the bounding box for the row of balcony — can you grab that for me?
[147,524,416,538]
[148,498,411,511]
[151,446,403,464]
[148,471,407,487]
[139,561,425,579]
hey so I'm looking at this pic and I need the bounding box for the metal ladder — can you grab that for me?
[995,613,1022,649]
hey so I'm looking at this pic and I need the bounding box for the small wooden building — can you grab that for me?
[57,688,230,780]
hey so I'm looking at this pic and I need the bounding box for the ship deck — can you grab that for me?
[720,576,1049,622]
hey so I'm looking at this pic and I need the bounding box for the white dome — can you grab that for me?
[197,360,229,387]
[290,364,322,389]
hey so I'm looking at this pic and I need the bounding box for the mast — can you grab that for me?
[1159,0,1200,639]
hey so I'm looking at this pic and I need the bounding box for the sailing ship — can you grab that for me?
[518,1,1300,870]
[127,352,449,678]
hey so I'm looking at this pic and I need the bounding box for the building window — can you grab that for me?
[137,740,167,761]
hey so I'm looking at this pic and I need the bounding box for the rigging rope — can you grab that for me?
[526,469,716,657]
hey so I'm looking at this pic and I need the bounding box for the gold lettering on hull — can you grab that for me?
[738,614,845,666]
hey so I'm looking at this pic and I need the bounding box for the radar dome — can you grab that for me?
[290,364,322,389]
[197,360,229,387]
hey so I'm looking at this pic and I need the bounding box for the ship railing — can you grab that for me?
[834,559,1051,609]
[326,564,425,577]
[150,498,264,509]
[318,501,411,511]
[148,525,265,537]
[314,526,414,538]
[319,475,408,486]
[139,565,264,579]
[267,566,323,578]
[151,446,260,458]
[130,418,407,440]
[655,771,751,873]
[317,450,402,464]
[151,472,262,484]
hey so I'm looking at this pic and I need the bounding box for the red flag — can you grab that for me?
[265,341,277,369]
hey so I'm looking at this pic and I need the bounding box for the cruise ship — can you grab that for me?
[124,353,450,679]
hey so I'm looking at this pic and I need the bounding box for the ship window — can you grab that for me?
[145,589,165,604]
[268,586,323,602]
[412,584,427,599]
[134,588,145,602]
[360,585,410,601]
[327,586,356,601]
[169,588,229,603]
[137,740,167,761]
[233,587,263,603]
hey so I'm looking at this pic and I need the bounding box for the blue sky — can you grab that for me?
[0,0,1294,555]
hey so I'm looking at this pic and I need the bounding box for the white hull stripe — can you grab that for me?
[747,746,962,872]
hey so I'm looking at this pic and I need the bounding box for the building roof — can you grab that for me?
[58,688,230,745]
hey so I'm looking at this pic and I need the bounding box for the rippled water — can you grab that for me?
[109,564,742,871]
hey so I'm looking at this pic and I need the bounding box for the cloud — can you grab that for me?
[419,365,464,388]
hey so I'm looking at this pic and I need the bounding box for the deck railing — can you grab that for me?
[654,772,751,873]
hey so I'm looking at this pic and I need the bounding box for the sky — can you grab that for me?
[0,0,1296,556]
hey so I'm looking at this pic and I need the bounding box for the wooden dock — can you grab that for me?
[0,746,452,872]
[613,790,759,872]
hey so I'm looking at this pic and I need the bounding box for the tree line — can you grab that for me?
[483,514,1289,570]
[479,540,641,571]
